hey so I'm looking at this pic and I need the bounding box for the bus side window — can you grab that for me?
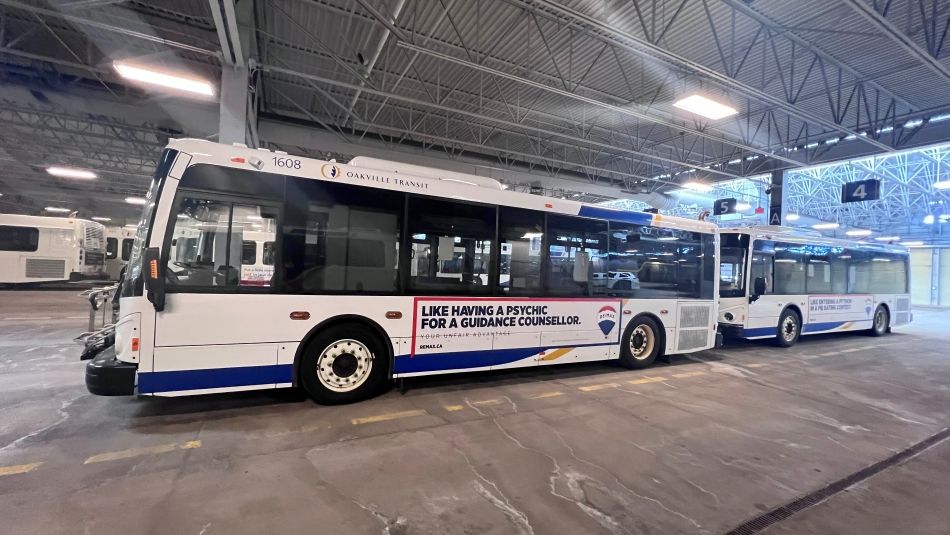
[106,238,118,260]
[497,207,543,295]
[121,238,134,261]
[750,253,774,295]
[545,214,606,296]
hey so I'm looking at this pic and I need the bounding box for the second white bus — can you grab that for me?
[0,214,107,284]
[86,139,720,404]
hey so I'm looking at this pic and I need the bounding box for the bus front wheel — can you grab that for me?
[869,305,889,337]
[299,324,388,405]
[619,316,662,369]
[776,309,801,347]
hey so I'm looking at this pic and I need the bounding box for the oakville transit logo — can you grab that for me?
[321,164,342,179]
[597,306,617,336]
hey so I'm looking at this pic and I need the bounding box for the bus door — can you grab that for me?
[747,248,780,332]
[146,194,286,394]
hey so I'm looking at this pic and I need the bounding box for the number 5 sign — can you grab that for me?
[841,179,880,203]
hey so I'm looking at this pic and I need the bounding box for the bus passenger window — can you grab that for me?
[498,207,542,294]
[106,238,118,260]
[546,215,606,296]
[166,198,233,288]
[407,197,494,294]
[232,204,276,287]
[121,238,134,261]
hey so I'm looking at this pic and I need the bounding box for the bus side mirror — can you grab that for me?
[750,276,767,303]
[143,247,166,312]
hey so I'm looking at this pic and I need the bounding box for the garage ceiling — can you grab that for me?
[0,0,949,240]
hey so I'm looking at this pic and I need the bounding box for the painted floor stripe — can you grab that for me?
[84,440,201,464]
[578,383,619,392]
[746,363,768,368]
[628,376,667,385]
[470,399,502,406]
[672,371,707,378]
[527,391,564,399]
[351,409,427,425]
[0,462,43,476]
[444,405,465,412]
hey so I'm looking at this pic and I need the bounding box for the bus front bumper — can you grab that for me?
[85,346,136,396]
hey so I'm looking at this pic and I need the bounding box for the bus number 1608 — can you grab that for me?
[272,157,301,169]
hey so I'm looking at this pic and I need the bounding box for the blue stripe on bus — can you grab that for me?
[740,327,777,337]
[802,321,847,333]
[577,206,655,226]
[393,342,616,374]
[138,364,293,393]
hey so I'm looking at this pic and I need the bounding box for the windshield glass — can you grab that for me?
[121,149,177,297]
[719,233,750,298]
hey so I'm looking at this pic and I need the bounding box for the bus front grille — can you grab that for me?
[679,305,712,329]
[25,258,66,279]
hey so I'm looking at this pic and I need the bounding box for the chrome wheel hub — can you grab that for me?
[316,339,373,392]
[629,325,655,360]
[782,316,797,342]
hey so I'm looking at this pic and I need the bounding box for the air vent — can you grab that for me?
[25,259,66,279]
[679,305,712,329]
[677,329,709,351]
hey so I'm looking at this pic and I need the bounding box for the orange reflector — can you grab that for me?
[385,311,402,319]
[623,309,632,315]
[289,311,310,320]
[149,259,158,279]
[544,203,553,208]
[131,337,139,352]
[660,309,669,314]
[230,157,246,164]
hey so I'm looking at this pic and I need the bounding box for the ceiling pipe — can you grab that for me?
[347,0,407,115]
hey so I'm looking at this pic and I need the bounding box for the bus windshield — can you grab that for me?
[121,149,176,297]
[719,233,749,298]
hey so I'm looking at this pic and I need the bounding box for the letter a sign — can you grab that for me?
[769,205,782,226]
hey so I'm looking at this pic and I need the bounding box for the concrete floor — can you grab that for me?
[1,291,949,535]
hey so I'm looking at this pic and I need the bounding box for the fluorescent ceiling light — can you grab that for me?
[125,196,147,205]
[901,241,924,246]
[682,181,713,193]
[846,229,872,237]
[46,166,96,180]
[874,236,900,241]
[811,222,839,230]
[521,232,543,239]
[673,94,738,120]
[114,62,214,96]
[91,216,111,222]
[934,180,950,190]
[923,214,935,224]
[785,213,800,221]
[44,206,71,213]
[657,236,679,241]
[735,202,752,211]
[124,224,138,229]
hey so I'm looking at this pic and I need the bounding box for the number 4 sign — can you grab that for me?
[841,179,880,203]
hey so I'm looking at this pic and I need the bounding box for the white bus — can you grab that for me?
[105,226,136,280]
[86,139,719,404]
[718,226,911,346]
[0,214,107,284]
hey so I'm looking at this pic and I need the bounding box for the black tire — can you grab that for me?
[619,316,663,369]
[775,308,801,347]
[298,324,389,405]
[868,305,889,337]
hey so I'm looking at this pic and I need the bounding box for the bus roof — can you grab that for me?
[720,225,908,254]
[166,138,718,234]
[0,213,102,230]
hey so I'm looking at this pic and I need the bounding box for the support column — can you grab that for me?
[218,65,249,145]
[768,169,784,226]
[211,0,256,146]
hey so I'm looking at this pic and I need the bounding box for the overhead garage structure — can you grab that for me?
[2,0,950,231]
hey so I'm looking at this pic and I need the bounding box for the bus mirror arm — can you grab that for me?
[143,247,166,312]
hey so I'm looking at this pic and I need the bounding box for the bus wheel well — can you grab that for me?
[629,313,667,356]
[294,315,393,386]
[782,304,802,322]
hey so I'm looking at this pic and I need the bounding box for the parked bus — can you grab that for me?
[0,213,106,284]
[105,226,136,280]
[86,139,719,404]
[718,226,911,346]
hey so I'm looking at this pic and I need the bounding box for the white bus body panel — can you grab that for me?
[0,214,105,283]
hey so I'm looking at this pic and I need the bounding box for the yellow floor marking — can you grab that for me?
[745,363,768,368]
[444,405,465,412]
[0,462,43,476]
[471,399,502,406]
[84,440,201,465]
[527,391,564,399]
[578,383,619,392]
[672,371,707,378]
[628,376,667,385]
[351,409,427,425]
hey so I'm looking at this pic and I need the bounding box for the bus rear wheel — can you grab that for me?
[299,324,388,405]
[619,316,662,369]
[869,305,889,337]
[775,309,801,347]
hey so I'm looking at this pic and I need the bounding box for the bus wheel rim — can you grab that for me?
[782,316,797,342]
[875,309,885,330]
[630,325,654,359]
[317,339,373,393]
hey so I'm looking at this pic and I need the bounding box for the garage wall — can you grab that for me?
[911,248,950,308]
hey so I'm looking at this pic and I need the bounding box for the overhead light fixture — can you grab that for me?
[44,206,71,213]
[114,62,214,96]
[124,224,138,229]
[125,196,147,205]
[934,180,950,190]
[46,166,97,180]
[657,236,679,241]
[901,241,924,246]
[846,229,872,237]
[812,222,839,230]
[673,94,738,120]
[785,213,800,221]
[682,181,713,193]
[874,236,900,241]
[91,216,112,222]
[735,202,752,211]
[923,214,935,224]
